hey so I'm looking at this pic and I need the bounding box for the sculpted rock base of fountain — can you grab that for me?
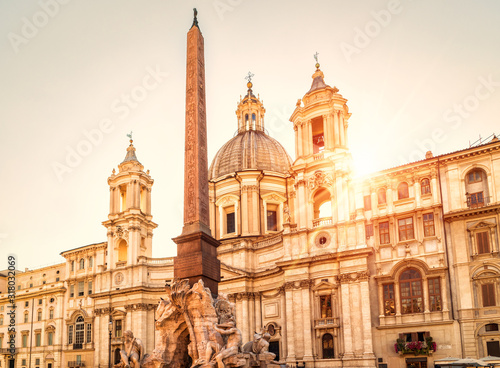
[140,279,279,368]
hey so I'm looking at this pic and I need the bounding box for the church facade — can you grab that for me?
[1,19,500,368]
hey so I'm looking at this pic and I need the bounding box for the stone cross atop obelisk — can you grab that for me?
[173,9,220,295]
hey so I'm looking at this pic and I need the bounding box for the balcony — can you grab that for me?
[314,317,339,328]
[68,362,85,367]
[466,194,491,209]
[0,348,18,355]
[313,217,332,228]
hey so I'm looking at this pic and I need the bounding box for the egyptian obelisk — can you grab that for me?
[173,9,221,295]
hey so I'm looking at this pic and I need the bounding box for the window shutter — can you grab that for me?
[482,283,495,307]
[411,332,418,342]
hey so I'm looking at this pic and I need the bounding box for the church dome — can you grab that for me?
[209,130,292,179]
[209,77,292,180]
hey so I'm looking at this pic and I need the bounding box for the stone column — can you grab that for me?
[285,286,296,361]
[394,282,402,324]
[360,280,373,355]
[333,110,340,147]
[297,181,307,229]
[301,282,314,360]
[241,187,249,236]
[255,293,262,332]
[377,284,385,319]
[336,175,345,222]
[242,294,249,343]
[387,182,394,215]
[146,187,152,215]
[280,291,288,359]
[298,124,304,158]
[252,187,259,235]
[431,174,438,205]
[415,179,422,208]
[423,278,431,322]
[109,187,115,214]
[306,120,313,156]
[339,112,346,147]
[340,282,353,357]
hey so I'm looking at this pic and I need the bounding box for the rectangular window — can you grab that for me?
[89,257,93,267]
[379,221,390,244]
[115,319,122,337]
[49,309,54,319]
[37,310,42,321]
[365,224,373,237]
[56,277,60,282]
[25,301,29,307]
[468,192,484,207]
[487,341,500,358]
[469,171,482,183]
[0,337,2,348]
[482,283,496,307]
[378,189,386,205]
[476,231,490,254]
[86,323,92,343]
[226,212,235,234]
[22,334,28,347]
[68,325,74,344]
[70,284,74,298]
[398,217,414,241]
[22,359,26,366]
[78,281,84,296]
[35,358,40,365]
[35,333,41,347]
[24,313,29,323]
[88,280,93,295]
[313,133,325,153]
[364,195,372,211]
[38,299,42,305]
[76,355,82,364]
[319,295,332,318]
[428,278,442,311]
[423,213,435,237]
[383,284,395,316]
[267,210,277,231]
[48,332,53,345]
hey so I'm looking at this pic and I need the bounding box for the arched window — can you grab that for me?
[75,316,85,345]
[252,113,256,129]
[79,259,85,270]
[465,169,489,208]
[313,188,331,220]
[118,240,127,262]
[322,333,334,359]
[397,182,409,200]
[377,188,386,205]
[421,178,431,195]
[400,269,423,314]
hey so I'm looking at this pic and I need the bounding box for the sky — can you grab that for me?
[1,0,500,271]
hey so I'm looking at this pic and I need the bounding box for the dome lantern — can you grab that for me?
[236,72,266,133]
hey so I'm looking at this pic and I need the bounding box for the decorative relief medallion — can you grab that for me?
[308,171,334,191]
[114,272,124,285]
[315,231,331,248]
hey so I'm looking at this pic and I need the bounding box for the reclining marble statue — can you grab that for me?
[133,278,279,368]
[114,330,145,368]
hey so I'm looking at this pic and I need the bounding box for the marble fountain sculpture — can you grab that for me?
[119,279,279,368]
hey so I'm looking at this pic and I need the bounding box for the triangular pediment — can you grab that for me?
[468,221,495,231]
[312,280,336,291]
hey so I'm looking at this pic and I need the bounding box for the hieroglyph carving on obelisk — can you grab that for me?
[183,17,210,233]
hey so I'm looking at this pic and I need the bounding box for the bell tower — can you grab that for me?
[290,58,351,163]
[102,137,157,270]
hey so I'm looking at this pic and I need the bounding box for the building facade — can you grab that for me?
[1,34,500,368]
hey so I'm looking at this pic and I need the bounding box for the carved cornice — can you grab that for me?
[124,303,156,311]
[336,271,370,283]
[94,307,114,316]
